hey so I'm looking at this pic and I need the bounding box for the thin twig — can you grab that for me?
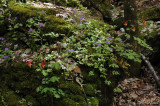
[141,53,160,88]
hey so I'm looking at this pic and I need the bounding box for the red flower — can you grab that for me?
[143,19,146,24]
[124,21,128,26]
[41,61,45,67]
[28,61,31,67]
[44,59,46,63]
[133,27,136,31]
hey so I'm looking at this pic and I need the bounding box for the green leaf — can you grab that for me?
[42,88,49,93]
[47,69,52,72]
[105,80,111,85]
[36,86,43,92]
[49,76,59,83]
[112,70,120,75]
[36,68,41,72]
[51,62,61,70]
[54,94,60,98]
[42,70,48,76]
[114,87,122,93]
[89,71,94,76]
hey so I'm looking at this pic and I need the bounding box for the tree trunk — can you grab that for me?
[124,0,141,76]
[82,0,112,22]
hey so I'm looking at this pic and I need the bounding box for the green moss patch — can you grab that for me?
[138,7,160,20]
[8,1,72,34]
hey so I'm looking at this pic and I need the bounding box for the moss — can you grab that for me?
[61,98,78,106]
[100,0,112,18]
[59,81,83,95]
[68,94,87,105]
[54,0,79,7]
[0,62,41,97]
[57,94,87,106]
[9,1,56,20]
[0,87,20,105]
[8,1,72,34]
[83,84,96,96]
[138,7,160,20]
[88,19,112,29]
[25,95,39,105]
[88,97,99,106]
[42,15,72,33]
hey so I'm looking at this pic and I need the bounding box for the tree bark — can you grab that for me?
[124,0,141,76]
[82,0,112,22]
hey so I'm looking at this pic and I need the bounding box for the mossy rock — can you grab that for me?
[59,81,83,95]
[0,62,42,95]
[37,0,79,7]
[83,84,96,96]
[58,94,87,106]
[8,1,72,34]
[42,15,72,33]
[138,7,160,20]
[60,98,79,106]
[9,1,56,18]
[25,95,39,105]
[0,87,22,106]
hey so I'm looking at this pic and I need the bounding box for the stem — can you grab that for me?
[141,53,160,88]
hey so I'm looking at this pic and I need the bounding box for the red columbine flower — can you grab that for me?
[44,59,46,63]
[124,21,128,26]
[143,19,146,24]
[133,27,136,31]
[28,61,32,67]
[41,61,45,67]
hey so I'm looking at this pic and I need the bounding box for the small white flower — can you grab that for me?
[120,28,125,33]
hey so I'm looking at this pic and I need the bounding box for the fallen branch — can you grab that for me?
[141,53,160,88]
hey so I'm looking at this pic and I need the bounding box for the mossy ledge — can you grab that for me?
[8,1,72,34]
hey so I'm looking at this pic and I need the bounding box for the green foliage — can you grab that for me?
[88,97,99,106]
[134,37,153,51]
[51,62,61,70]
[119,50,141,63]
[63,20,142,84]
[0,38,19,64]
[35,54,64,99]
[113,87,122,93]
[0,1,155,105]
[36,86,64,98]
[36,75,64,98]
[139,21,159,39]
[4,1,71,50]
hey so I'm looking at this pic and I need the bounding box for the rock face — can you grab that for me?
[0,0,128,105]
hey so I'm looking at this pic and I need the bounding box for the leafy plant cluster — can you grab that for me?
[35,52,65,99]
[139,20,160,39]
[62,19,152,85]
[0,0,154,103]
[6,12,64,50]
[7,15,45,50]
[36,76,64,99]
[0,36,19,64]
